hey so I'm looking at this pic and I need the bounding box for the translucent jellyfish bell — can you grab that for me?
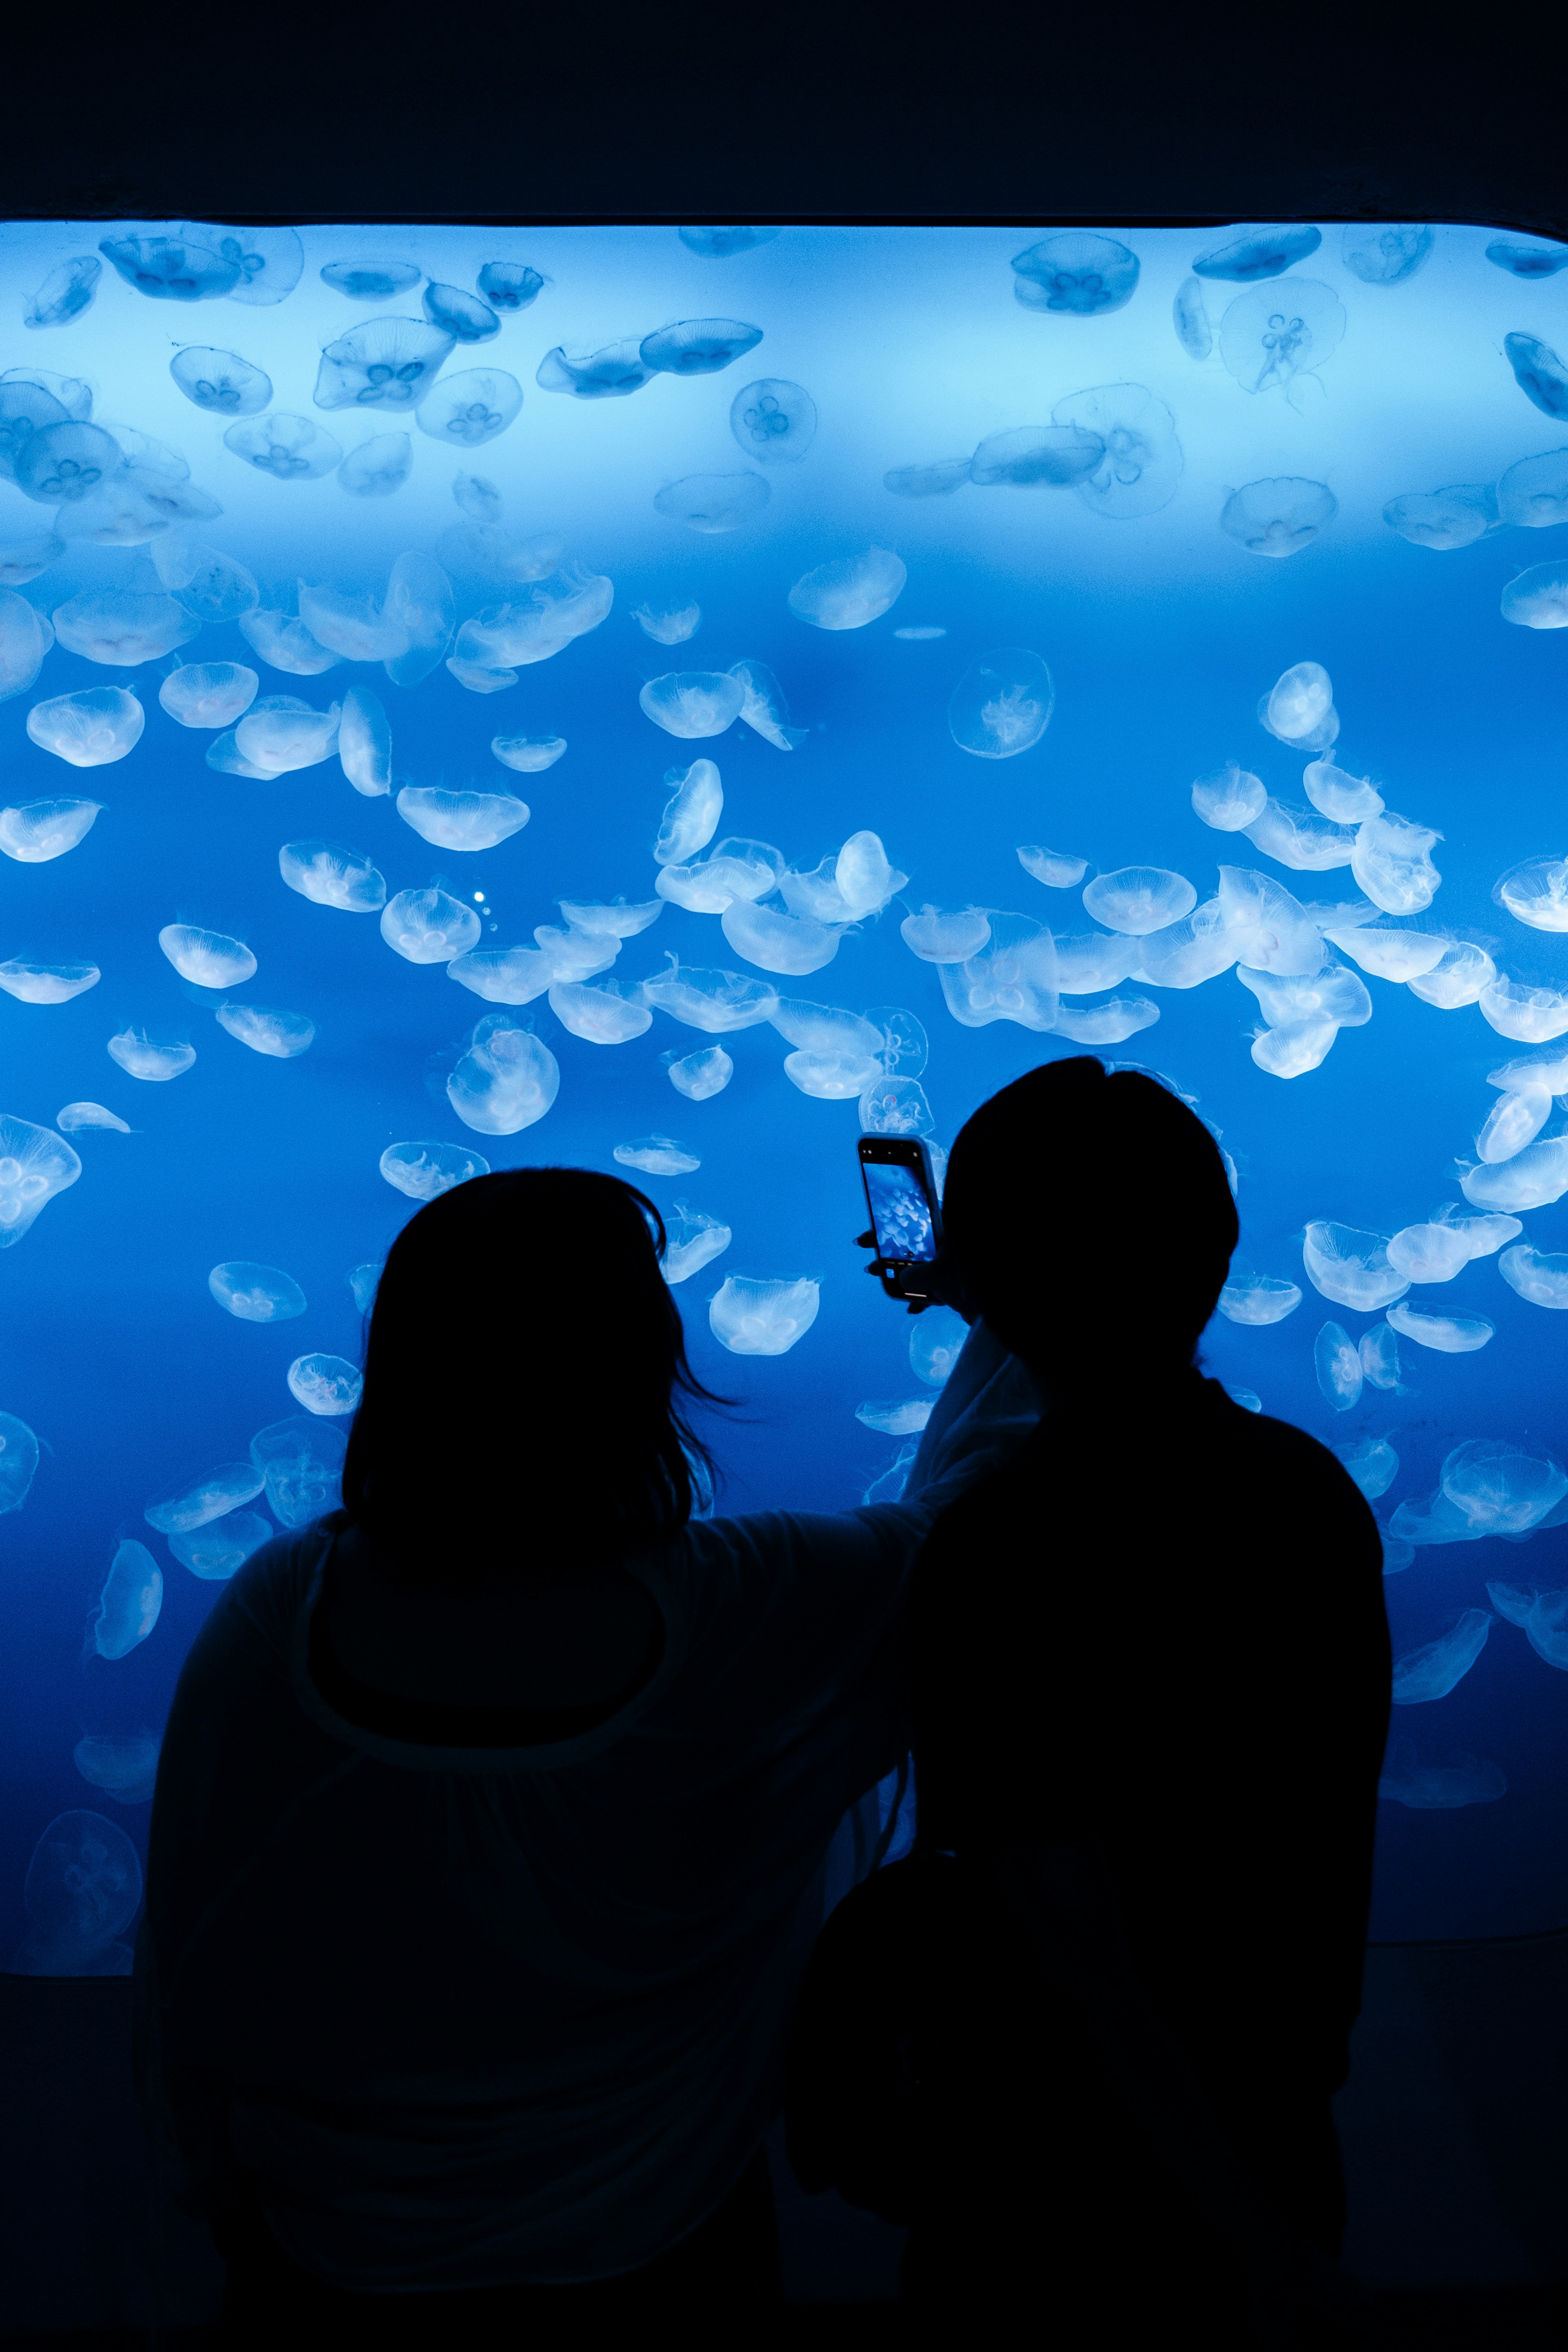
[1219,281,1347,394]
[536,341,654,399]
[216,1004,316,1060]
[969,425,1104,488]
[1390,1614,1494,1705]
[548,980,652,1044]
[640,672,746,739]
[1192,225,1322,282]
[1083,867,1197,936]
[477,260,545,310]
[448,1017,560,1134]
[1011,233,1139,314]
[339,433,413,497]
[730,378,817,464]
[158,663,258,731]
[910,1306,968,1387]
[1217,1273,1301,1325]
[158,925,256,989]
[642,318,764,374]
[1501,563,1568,630]
[1191,763,1267,830]
[52,591,199,667]
[0,1115,81,1246]
[1302,1221,1409,1310]
[1315,1321,1364,1411]
[208,1262,307,1323]
[1050,385,1182,520]
[169,346,272,416]
[27,688,143,767]
[1499,1243,1568,1309]
[1341,224,1434,284]
[788,548,905,632]
[938,914,1059,1032]
[1220,477,1337,557]
[0,800,101,863]
[13,420,120,505]
[901,906,992,963]
[24,255,101,330]
[16,1810,143,1975]
[234,697,342,776]
[422,283,500,343]
[709,1274,820,1356]
[1504,334,1568,423]
[337,687,392,796]
[224,413,343,482]
[250,1417,347,1531]
[90,1539,162,1659]
[1350,812,1442,916]
[381,887,482,964]
[396,787,529,851]
[948,648,1054,758]
[859,1075,935,1137]
[1383,486,1499,550]
[100,229,239,301]
[314,316,456,411]
[57,1103,129,1134]
[636,604,701,646]
[280,840,386,913]
[662,1201,731,1285]
[1379,1739,1506,1809]
[169,1512,272,1581]
[321,260,421,301]
[1385,1302,1494,1353]
[1017,847,1088,888]
[668,1046,733,1101]
[493,735,566,774]
[380,1140,490,1201]
[1460,1138,1568,1213]
[639,963,778,1034]
[144,1461,265,1534]
[0,1411,40,1512]
[1264,662,1334,744]
[287,1354,363,1416]
[416,369,523,448]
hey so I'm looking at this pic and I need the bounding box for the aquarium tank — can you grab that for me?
[2,215,1567,1967]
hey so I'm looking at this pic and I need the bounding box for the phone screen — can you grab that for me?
[862,1158,937,1263]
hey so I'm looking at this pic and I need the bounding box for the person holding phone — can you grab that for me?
[136,1164,1036,2343]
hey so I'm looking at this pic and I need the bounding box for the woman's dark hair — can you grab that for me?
[941,1057,1240,1373]
[343,1167,717,1589]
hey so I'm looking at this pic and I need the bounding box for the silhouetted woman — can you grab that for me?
[136,1167,1032,2344]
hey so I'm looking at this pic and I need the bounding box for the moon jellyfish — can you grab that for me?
[419,284,499,344]
[380,1140,490,1202]
[335,432,411,498]
[52,591,199,668]
[884,459,973,498]
[14,1811,143,1976]
[0,594,49,706]
[1499,1243,1568,1309]
[28,688,145,779]
[1499,453,1568,532]
[487,737,563,780]
[1083,868,1197,936]
[58,1103,129,1136]
[859,1076,935,1138]
[100,227,242,300]
[1350,812,1441,916]
[1301,762,1382,826]
[661,1200,731,1285]
[314,317,455,411]
[557,899,661,941]
[476,259,544,310]
[668,1046,733,1101]
[948,648,1054,759]
[250,1416,347,1531]
[1219,282,1346,395]
[449,570,610,682]
[938,914,1058,1033]
[1480,976,1568,1042]
[0,960,96,1005]
[1263,663,1333,749]
[0,532,65,586]
[1190,763,1266,832]
[536,340,655,398]
[156,663,255,733]
[0,1410,39,1511]
[730,378,817,464]
[145,1461,265,1536]
[1383,1221,1470,1285]
[417,369,522,450]
[969,425,1105,488]
[639,318,762,375]
[771,1002,883,1057]
[396,787,530,851]
[646,764,722,873]
[169,1511,271,1581]
[1403,942,1494,1008]
[1460,1138,1568,1213]
[90,1540,161,1659]
[156,925,254,990]
[1051,384,1182,520]
[25,254,101,330]
[1360,1324,1404,1393]
[232,697,341,777]
[1239,963,1370,1028]
[13,419,120,504]
[709,1274,820,1356]
[207,1263,306,1324]
[287,1354,363,1417]
[726,659,804,752]
[1173,277,1213,359]
[1319,927,1442,983]
[1383,486,1499,550]
[902,906,992,964]
[1501,562,1568,629]
[1446,1439,1567,1535]
[322,261,421,301]
[447,1017,560,1134]
[640,672,746,741]
[722,902,841,978]
[0,1113,80,1249]
[636,605,701,647]
[1494,855,1568,935]
[236,613,340,684]
[1303,1222,1409,1311]
[278,840,385,915]
[223,412,343,483]
[1011,232,1138,315]
[1391,1612,1493,1706]
[169,345,271,415]
[1477,1085,1552,1165]
[1386,1302,1494,1353]
[653,473,771,533]
[1252,1018,1338,1079]
[1243,800,1356,871]
[1221,477,1336,557]
[787,548,905,633]
[910,1306,968,1388]
[1379,1737,1506,1810]
[1341,224,1434,284]
[679,226,780,258]
[612,1136,700,1178]
[1193,225,1322,282]
[1017,847,1088,888]
[1314,1322,1364,1412]
[323,688,390,802]
[532,927,617,983]
[548,980,652,1044]
[1054,998,1161,1046]
[1488,238,1568,277]
[381,887,482,965]
[215,1003,314,1059]
[640,962,779,1034]
[1330,1436,1399,1504]
[784,1049,882,1098]
[1450,1211,1525,1258]
[1218,1273,1301,1325]
[1504,333,1568,422]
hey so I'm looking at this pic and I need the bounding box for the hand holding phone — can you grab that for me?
[858,1136,942,1303]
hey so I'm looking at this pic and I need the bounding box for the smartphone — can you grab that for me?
[858,1135,942,1301]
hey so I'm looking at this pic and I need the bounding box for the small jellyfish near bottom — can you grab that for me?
[708,1274,821,1355]
[909,1306,967,1388]
[12,1811,142,1976]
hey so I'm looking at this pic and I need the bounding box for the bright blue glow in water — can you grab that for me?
[2,218,1568,1949]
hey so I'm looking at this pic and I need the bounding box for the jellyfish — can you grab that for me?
[1010,232,1138,314]
[938,913,1059,1033]
[13,1810,143,1975]
[1390,1611,1493,1705]
[1238,962,1371,1029]
[666,1046,733,1102]
[1488,238,1568,277]
[274,842,382,918]
[534,924,619,981]
[969,425,1105,488]
[1501,561,1568,628]
[90,1539,162,1660]
[1316,926,1441,984]
[1017,846,1089,887]
[0,532,64,587]
[1449,1209,1525,1259]
[144,1460,265,1536]
[1355,1325,1401,1396]
[1442,1441,1568,1540]
[380,1140,490,1202]
[728,375,819,467]
[231,697,341,777]
[1460,1138,1568,1213]
[768,1002,882,1059]
[858,1076,935,1138]
[1385,1302,1494,1353]
[635,604,701,646]
[1499,1243,1568,1308]
[1314,1322,1363,1412]
[25,255,101,330]
[1492,854,1568,936]
[1378,1735,1506,1809]
[1504,332,1568,421]
[1348,811,1442,917]
[236,610,341,679]
[904,1307,967,1391]
[320,688,390,802]
[334,431,412,498]
[901,906,992,963]
[1220,477,1336,557]
[1192,225,1321,282]
[321,261,422,300]
[250,1416,347,1530]
[0,380,69,486]
[477,260,544,309]
[154,924,253,991]
[394,786,530,853]
[1243,799,1358,872]
[287,1354,363,1417]
[150,543,259,626]
[1082,868,1197,937]
[417,368,522,449]
[100,226,243,299]
[0,1410,39,1515]
[1251,1018,1339,1079]
[451,569,610,674]
[0,958,96,1007]
[709,1274,820,1356]
[0,1111,79,1250]
[659,1201,730,1285]
[169,1511,271,1581]
[1217,1274,1301,1325]
[653,472,771,533]
[537,337,656,396]
[719,902,841,978]
[947,648,1055,758]
[1382,1220,1470,1286]
[639,962,779,1034]
[55,1105,128,1143]
[167,344,272,416]
[884,458,973,497]
[1329,1435,1399,1504]
[314,316,455,411]
[24,688,141,776]
[786,547,905,632]
[544,979,649,1046]
[216,1004,316,1060]
[1405,942,1495,1008]
[648,760,724,869]
[1054,998,1161,1046]
[445,948,547,1004]
[447,1018,561,1134]
[1219,281,1346,395]
[637,670,744,742]
[1302,1221,1409,1311]
[1048,384,1183,519]
[604,1138,703,1186]
[13,419,120,504]
[1479,976,1568,1042]
[51,591,199,668]
[207,1262,306,1323]
[1383,485,1499,550]
[1341,224,1434,284]
[557,899,662,942]
[0,798,101,869]
[1476,1084,1552,1165]
[224,412,344,482]
[380,886,482,966]
[1185,762,1263,833]
[414,283,498,345]
[639,317,762,374]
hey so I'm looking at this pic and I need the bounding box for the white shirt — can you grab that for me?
[137,1324,1035,2290]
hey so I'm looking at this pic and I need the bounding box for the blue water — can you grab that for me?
[2,218,1568,1958]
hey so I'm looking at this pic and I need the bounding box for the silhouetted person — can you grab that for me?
[789,1059,1390,2341]
[135,1167,1034,2345]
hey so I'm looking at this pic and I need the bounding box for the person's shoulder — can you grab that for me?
[1205,1385,1381,1530]
[188,1516,335,1658]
